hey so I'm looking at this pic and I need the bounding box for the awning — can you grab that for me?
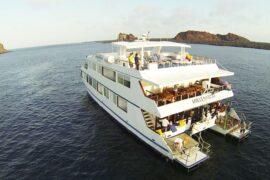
[112,41,191,49]
[139,65,234,87]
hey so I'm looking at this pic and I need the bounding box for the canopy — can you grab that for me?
[140,65,234,87]
[112,41,191,49]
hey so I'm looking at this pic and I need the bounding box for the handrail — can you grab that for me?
[192,55,216,64]
[229,101,253,128]
[149,84,229,107]
[193,132,211,154]
[176,145,201,165]
[145,90,156,95]
[139,81,147,97]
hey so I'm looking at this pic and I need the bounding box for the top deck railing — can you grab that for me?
[94,53,217,70]
[146,83,230,107]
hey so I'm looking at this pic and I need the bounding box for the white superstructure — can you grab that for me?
[80,39,251,170]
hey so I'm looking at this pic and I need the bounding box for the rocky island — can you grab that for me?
[173,30,270,50]
[118,33,138,41]
[0,43,7,54]
[112,31,270,50]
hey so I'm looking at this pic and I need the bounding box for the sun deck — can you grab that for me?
[94,52,217,71]
[91,40,221,71]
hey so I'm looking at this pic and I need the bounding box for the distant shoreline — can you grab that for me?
[98,31,270,51]
[95,38,270,51]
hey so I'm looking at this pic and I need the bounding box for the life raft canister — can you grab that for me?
[186,54,192,61]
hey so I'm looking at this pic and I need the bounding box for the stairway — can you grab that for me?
[142,110,155,130]
[196,132,211,154]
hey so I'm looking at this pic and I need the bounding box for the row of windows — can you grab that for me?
[118,73,130,88]
[82,71,128,112]
[91,62,130,88]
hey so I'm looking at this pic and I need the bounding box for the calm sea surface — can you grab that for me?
[0,42,270,179]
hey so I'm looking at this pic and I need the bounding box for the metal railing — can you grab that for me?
[192,55,216,64]
[145,57,216,70]
[229,101,253,130]
[175,145,200,166]
[146,84,230,107]
[195,132,211,154]
[96,53,217,70]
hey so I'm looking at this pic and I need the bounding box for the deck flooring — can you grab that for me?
[165,133,199,154]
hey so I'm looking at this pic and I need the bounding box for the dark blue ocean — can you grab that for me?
[0,42,270,179]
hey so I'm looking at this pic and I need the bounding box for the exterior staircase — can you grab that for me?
[195,132,211,154]
[142,110,155,130]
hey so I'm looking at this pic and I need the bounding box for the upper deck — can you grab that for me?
[89,40,233,86]
[93,40,217,71]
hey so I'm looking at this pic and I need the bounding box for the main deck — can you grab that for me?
[164,133,208,169]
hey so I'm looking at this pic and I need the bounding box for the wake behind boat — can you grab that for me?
[80,36,251,171]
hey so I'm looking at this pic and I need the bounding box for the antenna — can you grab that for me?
[147,31,150,40]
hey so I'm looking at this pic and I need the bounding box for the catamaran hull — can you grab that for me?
[210,125,250,141]
[86,89,171,158]
[86,88,209,170]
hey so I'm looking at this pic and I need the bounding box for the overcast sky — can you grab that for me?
[1,0,269,49]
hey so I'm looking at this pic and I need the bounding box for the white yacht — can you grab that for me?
[80,37,251,170]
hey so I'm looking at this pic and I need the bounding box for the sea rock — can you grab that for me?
[0,43,7,54]
[118,33,137,41]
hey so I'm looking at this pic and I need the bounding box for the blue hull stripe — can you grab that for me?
[87,89,169,153]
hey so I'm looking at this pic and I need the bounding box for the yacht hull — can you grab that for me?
[86,88,171,158]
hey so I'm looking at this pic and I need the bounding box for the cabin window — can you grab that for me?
[92,79,98,90]
[112,93,117,105]
[104,87,110,99]
[97,83,103,94]
[88,75,92,85]
[124,76,130,88]
[117,96,127,112]
[103,67,116,81]
[92,63,97,71]
[98,65,103,74]
[118,74,124,84]
[117,73,130,88]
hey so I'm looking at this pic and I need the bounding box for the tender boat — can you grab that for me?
[80,36,251,170]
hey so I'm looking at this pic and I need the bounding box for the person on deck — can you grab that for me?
[174,138,184,153]
[134,53,140,70]
[169,121,177,132]
[128,52,134,68]
[161,118,170,131]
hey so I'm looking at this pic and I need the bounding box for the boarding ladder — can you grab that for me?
[195,132,211,154]
[229,101,253,132]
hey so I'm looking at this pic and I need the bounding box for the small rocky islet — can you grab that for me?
[0,43,7,54]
